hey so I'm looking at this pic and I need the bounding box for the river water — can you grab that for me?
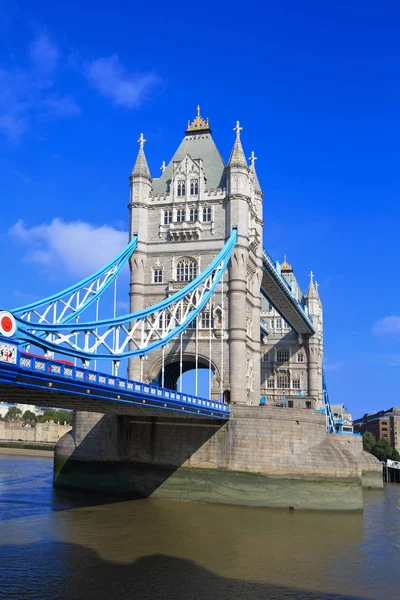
[0,454,398,600]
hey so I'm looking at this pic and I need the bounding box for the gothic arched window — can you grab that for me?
[189,208,198,221]
[176,209,185,222]
[190,179,199,195]
[176,257,198,282]
[276,348,290,363]
[277,372,290,389]
[177,180,186,196]
[163,210,172,225]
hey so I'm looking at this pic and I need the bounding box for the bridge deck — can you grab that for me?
[261,251,315,335]
[0,340,229,420]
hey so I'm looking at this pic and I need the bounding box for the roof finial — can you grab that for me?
[249,150,257,167]
[309,270,314,283]
[234,121,243,138]
[160,160,166,173]
[315,281,319,291]
[138,133,146,149]
[196,104,201,116]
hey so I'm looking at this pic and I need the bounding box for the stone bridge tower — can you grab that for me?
[128,109,263,405]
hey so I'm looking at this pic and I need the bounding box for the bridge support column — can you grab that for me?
[228,246,248,404]
[307,334,320,405]
[128,250,146,381]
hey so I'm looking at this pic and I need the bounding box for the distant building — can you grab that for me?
[0,401,44,419]
[353,408,400,451]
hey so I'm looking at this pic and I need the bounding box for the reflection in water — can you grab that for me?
[0,454,398,600]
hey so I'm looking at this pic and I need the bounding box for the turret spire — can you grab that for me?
[228,121,247,168]
[248,150,261,192]
[307,270,320,300]
[131,133,152,180]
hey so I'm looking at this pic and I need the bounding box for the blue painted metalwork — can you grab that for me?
[7,231,237,361]
[13,236,138,324]
[322,370,335,434]
[261,248,315,334]
[0,338,229,420]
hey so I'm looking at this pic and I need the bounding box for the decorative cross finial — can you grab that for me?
[249,150,257,167]
[234,120,243,138]
[284,255,287,262]
[309,270,314,283]
[160,160,166,173]
[138,133,146,149]
[196,104,201,116]
[315,281,319,291]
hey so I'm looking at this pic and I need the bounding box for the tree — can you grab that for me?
[23,410,37,422]
[392,449,400,462]
[5,406,22,420]
[373,438,393,462]
[55,410,72,426]
[38,409,57,423]
[38,408,72,425]
[362,432,376,454]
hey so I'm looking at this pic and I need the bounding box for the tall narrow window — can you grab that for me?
[267,377,275,388]
[163,210,172,225]
[275,318,282,329]
[297,352,304,363]
[277,373,290,389]
[176,257,198,282]
[189,208,198,221]
[177,181,186,196]
[153,269,163,283]
[276,348,289,362]
[292,377,301,389]
[203,207,212,222]
[176,209,185,222]
[201,312,212,328]
[190,179,199,195]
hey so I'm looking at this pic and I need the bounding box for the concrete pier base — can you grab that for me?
[54,407,381,511]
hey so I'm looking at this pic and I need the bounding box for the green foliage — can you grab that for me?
[5,406,22,420]
[38,408,72,426]
[23,410,37,422]
[362,432,376,453]
[363,431,399,462]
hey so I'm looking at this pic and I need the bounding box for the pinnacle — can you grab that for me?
[131,134,152,180]
[228,121,247,168]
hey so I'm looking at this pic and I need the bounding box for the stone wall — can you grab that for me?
[54,407,381,510]
[0,420,71,444]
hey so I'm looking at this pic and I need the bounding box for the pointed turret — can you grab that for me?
[306,271,322,321]
[248,150,261,192]
[131,133,152,181]
[228,121,247,168]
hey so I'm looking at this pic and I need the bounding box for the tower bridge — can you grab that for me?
[0,108,382,509]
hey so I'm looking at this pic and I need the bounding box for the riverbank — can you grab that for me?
[0,443,54,458]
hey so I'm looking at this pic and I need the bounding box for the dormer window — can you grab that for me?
[189,208,198,222]
[177,209,185,222]
[190,179,199,195]
[177,180,186,196]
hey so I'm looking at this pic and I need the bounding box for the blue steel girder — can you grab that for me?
[5,231,237,362]
[12,236,138,326]
[261,249,315,335]
[0,338,229,419]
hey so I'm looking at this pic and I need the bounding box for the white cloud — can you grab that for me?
[85,54,160,108]
[0,32,80,142]
[323,361,343,372]
[372,316,400,335]
[10,219,128,278]
[29,32,60,74]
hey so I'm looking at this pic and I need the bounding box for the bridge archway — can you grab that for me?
[147,353,220,395]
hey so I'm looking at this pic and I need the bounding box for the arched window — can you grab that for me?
[292,377,301,389]
[189,208,198,221]
[277,372,290,389]
[163,210,172,225]
[203,207,212,222]
[190,179,199,195]
[276,348,289,362]
[177,180,186,196]
[176,209,185,222]
[176,257,198,282]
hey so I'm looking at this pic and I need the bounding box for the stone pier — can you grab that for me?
[54,407,382,511]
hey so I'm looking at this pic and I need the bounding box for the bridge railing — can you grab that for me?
[12,348,229,417]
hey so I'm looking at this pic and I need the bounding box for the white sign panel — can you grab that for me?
[0,343,17,364]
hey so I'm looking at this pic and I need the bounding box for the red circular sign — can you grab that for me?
[1,316,13,333]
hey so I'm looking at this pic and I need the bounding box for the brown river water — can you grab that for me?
[0,454,399,600]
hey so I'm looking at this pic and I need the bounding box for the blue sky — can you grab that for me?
[0,0,399,418]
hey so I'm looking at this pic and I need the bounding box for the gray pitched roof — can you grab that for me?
[152,133,226,195]
[227,135,247,168]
